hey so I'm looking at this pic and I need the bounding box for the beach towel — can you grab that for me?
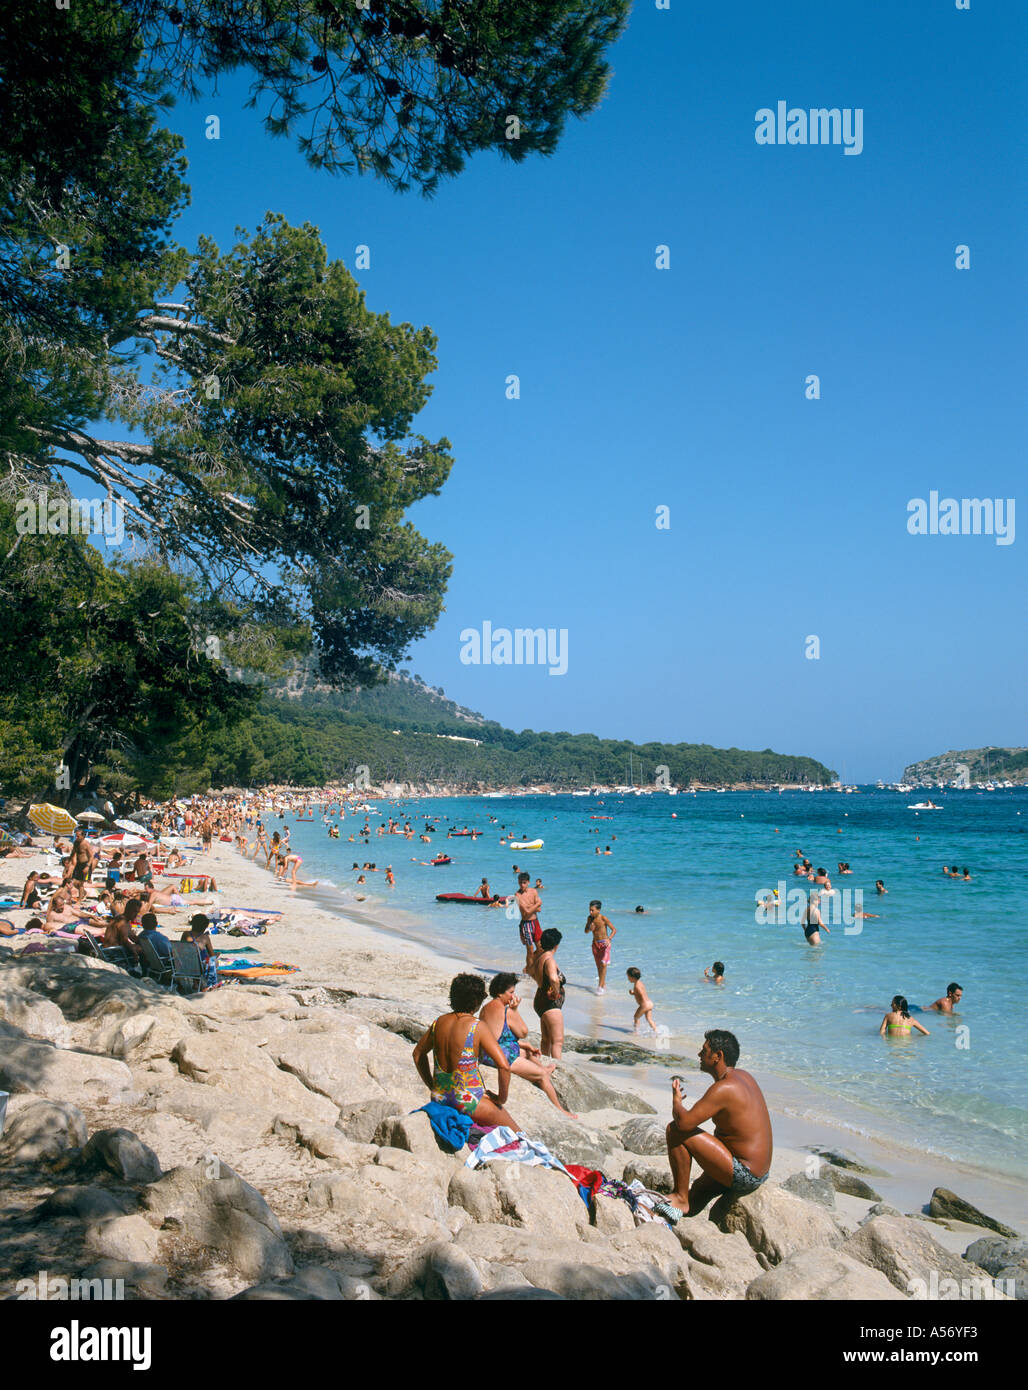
[416,1102,473,1151]
[564,1163,606,1209]
[215,961,299,979]
[464,1127,573,1177]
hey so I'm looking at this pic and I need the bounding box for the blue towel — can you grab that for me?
[416,1102,473,1150]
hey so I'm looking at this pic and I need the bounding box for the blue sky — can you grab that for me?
[124,2,1026,781]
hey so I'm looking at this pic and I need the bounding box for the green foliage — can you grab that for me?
[131,0,631,193]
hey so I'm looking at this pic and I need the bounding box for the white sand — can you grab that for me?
[3,837,1025,1237]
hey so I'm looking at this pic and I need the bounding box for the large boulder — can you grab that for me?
[619,1116,672,1156]
[95,1007,192,1064]
[79,1129,163,1185]
[0,984,72,1045]
[385,1241,485,1300]
[548,1062,656,1117]
[622,1158,672,1194]
[0,1037,134,1103]
[843,1215,998,1297]
[825,1168,882,1202]
[446,1163,589,1235]
[747,1248,908,1300]
[453,1223,679,1300]
[39,1184,130,1223]
[807,1146,889,1177]
[169,1033,338,1128]
[233,1269,380,1301]
[782,1170,836,1209]
[304,1163,450,1247]
[963,1236,1028,1300]
[928,1188,1019,1238]
[711,1183,843,1265]
[267,1031,390,1110]
[0,1098,87,1164]
[372,1109,449,1158]
[142,1162,293,1282]
[673,1219,767,1297]
[80,1259,170,1300]
[337,1098,405,1144]
[84,1215,161,1265]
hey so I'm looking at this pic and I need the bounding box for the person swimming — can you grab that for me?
[880,995,930,1038]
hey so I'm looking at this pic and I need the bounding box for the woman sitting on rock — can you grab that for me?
[413,973,518,1129]
[479,973,577,1118]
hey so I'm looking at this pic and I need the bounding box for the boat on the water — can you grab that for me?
[908,801,942,810]
[436,892,512,906]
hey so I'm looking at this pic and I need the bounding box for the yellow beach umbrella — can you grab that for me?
[28,803,78,835]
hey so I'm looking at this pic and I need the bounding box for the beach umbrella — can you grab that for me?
[28,803,78,835]
[115,818,148,835]
[76,810,106,823]
[101,832,148,848]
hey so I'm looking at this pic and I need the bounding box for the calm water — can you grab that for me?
[275,789,1028,1179]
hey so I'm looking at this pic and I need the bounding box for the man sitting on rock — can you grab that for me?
[662,1029,773,1220]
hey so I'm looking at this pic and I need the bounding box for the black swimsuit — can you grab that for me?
[533,967,566,1017]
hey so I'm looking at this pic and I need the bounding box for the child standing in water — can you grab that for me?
[627,967,658,1035]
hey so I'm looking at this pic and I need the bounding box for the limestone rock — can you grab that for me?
[593,1192,638,1234]
[807,1146,889,1177]
[80,1128,162,1185]
[0,1037,134,1103]
[268,1031,388,1109]
[862,1202,902,1222]
[85,1214,161,1265]
[843,1215,993,1296]
[0,1099,87,1163]
[372,1109,447,1157]
[548,1062,656,1117]
[622,1158,672,1194]
[80,1259,169,1300]
[454,1223,678,1300]
[0,984,72,1045]
[928,1188,1019,1238]
[170,1033,338,1128]
[142,1162,293,1281]
[747,1247,907,1300]
[711,1183,843,1265]
[619,1116,672,1156]
[39,1184,129,1223]
[305,1163,449,1244]
[673,1219,766,1297]
[385,1241,485,1300]
[234,1269,380,1301]
[337,1097,405,1144]
[963,1236,1028,1299]
[782,1170,837,1209]
[825,1168,882,1202]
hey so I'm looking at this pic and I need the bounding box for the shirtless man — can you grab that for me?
[664,1030,773,1217]
[63,828,96,887]
[926,982,963,1013]
[515,872,543,972]
[584,899,616,993]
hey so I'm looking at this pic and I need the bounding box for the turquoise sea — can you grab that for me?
[276,788,1028,1181]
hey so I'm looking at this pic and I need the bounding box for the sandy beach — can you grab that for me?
[1,834,1023,1300]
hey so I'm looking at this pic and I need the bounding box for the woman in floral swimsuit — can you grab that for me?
[413,973,518,1129]
[479,973,578,1118]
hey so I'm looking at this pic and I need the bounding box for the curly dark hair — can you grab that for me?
[449,972,487,1013]
[489,972,519,998]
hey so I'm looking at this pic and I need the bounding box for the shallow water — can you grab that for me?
[271,788,1028,1180]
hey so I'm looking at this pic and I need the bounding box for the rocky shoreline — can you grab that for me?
[0,842,1023,1301]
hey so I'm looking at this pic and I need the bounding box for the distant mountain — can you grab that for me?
[903,746,1028,786]
[218,669,837,789]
